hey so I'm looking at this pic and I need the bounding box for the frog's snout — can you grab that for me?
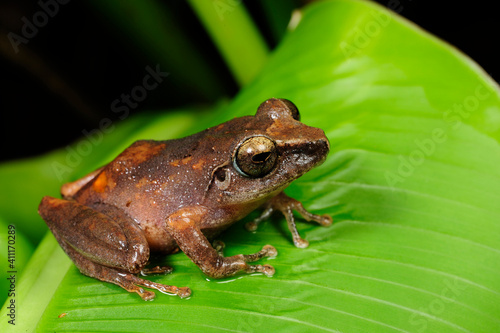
[312,136,330,165]
[307,127,330,159]
[318,136,330,154]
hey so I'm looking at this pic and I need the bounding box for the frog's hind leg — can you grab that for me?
[61,241,190,300]
[38,196,191,300]
[62,242,190,300]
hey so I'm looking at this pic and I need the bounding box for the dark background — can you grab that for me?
[0,0,498,162]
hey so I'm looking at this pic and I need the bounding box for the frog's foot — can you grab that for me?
[243,244,278,261]
[222,244,276,277]
[211,241,276,276]
[104,271,190,300]
[244,263,275,277]
[124,274,191,300]
[212,240,277,262]
[213,240,277,262]
[212,240,225,256]
[246,192,332,248]
[242,245,277,277]
[141,265,173,276]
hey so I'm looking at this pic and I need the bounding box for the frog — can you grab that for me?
[38,98,332,301]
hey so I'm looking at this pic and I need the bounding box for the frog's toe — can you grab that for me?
[137,289,156,301]
[261,264,275,277]
[212,240,226,256]
[154,283,191,299]
[176,287,192,299]
[316,214,333,227]
[245,221,259,232]
[242,244,278,262]
[247,264,275,277]
[141,265,173,276]
[262,244,278,258]
[120,281,157,301]
[293,237,309,249]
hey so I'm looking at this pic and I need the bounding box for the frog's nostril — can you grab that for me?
[319,138,330,152]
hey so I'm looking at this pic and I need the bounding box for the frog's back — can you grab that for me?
[70,136,210,206]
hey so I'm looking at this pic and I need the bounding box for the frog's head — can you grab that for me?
[203,98,329,207]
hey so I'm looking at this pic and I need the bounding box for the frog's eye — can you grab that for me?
[256,98,300,121]
[235,136,278,178]
[279,99,300,121]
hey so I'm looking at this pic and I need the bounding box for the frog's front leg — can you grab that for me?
[246,192,332,248]
[166,207,277,279]
[38,196,190,300]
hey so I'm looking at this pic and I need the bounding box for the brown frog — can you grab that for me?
[38,98,332,300]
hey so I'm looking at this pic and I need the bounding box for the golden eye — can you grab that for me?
[235,136,277,177]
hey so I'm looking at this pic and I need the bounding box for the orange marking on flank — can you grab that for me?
[169,160,181,167]
[181,156,193,164]
[192,159,205,170]
[93,172,108,193]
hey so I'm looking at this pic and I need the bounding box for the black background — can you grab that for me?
[0,1,498,162]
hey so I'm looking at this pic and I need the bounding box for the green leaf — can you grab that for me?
[3,0,500,332]
[0,152,65,244]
